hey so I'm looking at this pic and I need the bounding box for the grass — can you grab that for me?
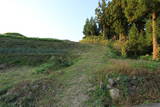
[0,35,160,107]
[0,35,91,106]
[0,34,84,67]
[88,46,160,107]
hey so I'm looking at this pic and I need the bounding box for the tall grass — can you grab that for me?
[80,36,108,45]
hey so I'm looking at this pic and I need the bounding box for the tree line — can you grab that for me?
[83,0,160,60]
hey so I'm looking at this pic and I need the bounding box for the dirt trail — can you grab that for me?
[57,73,89,107]
[54,46,106,107]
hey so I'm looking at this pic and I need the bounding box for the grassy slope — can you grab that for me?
[0,35,87,106]
[51,45,107,107]
[0,35,80,66]
[0,35,160,107]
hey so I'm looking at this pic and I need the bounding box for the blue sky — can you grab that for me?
[0,0,99,41]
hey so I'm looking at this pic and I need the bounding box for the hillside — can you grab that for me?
[0,34,83,66]
[0,34,92,106]
[0,35,160,107]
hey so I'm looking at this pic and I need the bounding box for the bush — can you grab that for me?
[139,54,152,60]
[125,24,152,57]
[113,40,128,58]
[35,55,73,74]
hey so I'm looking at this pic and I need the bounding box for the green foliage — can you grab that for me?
[0,55,51,66]
[145,19,152,44]
[83,17,100,37]
[35,63,54,74]
[35,55,73,74]
[3,33,26,38]
[123,0,147,22]
[133,60,160,71]
[139,55,152,60]
[82,0,160,59]
[0,35,80,66]
[110,0,128,38]
[128,24,139,42]
[126,24,150,57]
[121,43,127,58]
[105,46,121,59]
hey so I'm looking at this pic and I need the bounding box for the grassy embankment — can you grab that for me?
[0,34,90,106]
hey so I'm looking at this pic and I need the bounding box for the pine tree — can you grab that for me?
[95,0,107,38]
[109,0,128,41]
[124,0,160,60]
[83,17,100,38]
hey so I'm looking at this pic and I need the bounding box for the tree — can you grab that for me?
[127,24,148,56]
[124,0,160,60]
[109,0,128,41]
[95,0,109,38]
[83,18,90,37]
[83,17,100,38]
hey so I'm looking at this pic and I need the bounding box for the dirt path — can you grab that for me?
[54,46,106,107]
[57,73,89,107]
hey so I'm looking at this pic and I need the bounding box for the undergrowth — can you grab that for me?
[88,46,160,107]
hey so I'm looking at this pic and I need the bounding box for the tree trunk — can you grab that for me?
[152,12,159,60]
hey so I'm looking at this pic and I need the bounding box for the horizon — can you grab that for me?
[0,0,99,42]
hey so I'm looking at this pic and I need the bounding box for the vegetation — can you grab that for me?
[0,33,81,66]
[83,17,100,37]
[0,32,160,107]
[81,1,160,106]
[1,0,160,106]
[0,34,90,106]
[83,0,160,60]
[87,47,160,107]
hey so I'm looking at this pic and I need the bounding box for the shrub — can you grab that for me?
[125,24,152,57]
[139,54,152,60]
[113,40,128,58]
[35,55,73,74]
[35,63,54,74]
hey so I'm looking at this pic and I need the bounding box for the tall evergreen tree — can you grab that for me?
[95,0,108,38]
[109,0,128,40]
[83,17,100,37]
[124,0,160,60]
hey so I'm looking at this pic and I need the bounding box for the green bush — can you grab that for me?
[139,55,152,60]
[125,24,152,57]
[35,55,73,74]
[113,40,128,58]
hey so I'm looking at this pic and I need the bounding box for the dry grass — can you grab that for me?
[80,36,108,45]
[93,58,160,106]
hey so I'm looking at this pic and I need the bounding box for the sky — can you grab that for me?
[0,0,99,41]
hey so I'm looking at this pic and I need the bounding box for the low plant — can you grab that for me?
[139,54,152,60]
[35,55,73,74]
[112,40,128,58]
